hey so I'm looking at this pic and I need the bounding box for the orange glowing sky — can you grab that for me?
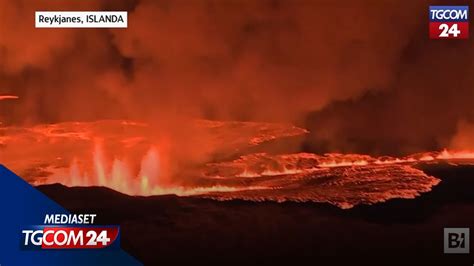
[1,0,474,169]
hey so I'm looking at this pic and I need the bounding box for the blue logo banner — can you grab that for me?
[0,165,142,266]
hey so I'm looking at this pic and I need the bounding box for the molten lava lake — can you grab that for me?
[1,120,473,209]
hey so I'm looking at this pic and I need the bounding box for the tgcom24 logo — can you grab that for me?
[429,5,469,39]
[20,214,120,250]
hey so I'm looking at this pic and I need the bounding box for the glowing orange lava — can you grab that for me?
[2,119,474,208]
[204,149,474,178]
[0,95,18,100]
[436,149,474,160]
[45,140,260,196]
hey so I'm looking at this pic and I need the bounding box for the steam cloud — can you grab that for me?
[0,0,471,155]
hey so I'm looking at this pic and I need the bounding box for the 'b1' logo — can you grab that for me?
[444,228,470,254]
[429,6,469,39]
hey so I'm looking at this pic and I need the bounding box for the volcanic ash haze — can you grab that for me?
[0,1,426,133]
[1,0,472,156]
[1,0,474,205]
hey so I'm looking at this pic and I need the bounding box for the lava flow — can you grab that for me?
[0,95,19,100]
[0,120,303,196]
[1,120,474,209]
[199,150,474,208]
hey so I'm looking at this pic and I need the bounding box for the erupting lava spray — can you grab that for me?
[49,138,254,196]
[59,140,166,195]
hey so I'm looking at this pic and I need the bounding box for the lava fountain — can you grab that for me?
[48,140,251,196]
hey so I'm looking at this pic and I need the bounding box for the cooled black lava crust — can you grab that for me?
[38,164,474,266]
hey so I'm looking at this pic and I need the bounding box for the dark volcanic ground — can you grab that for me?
[38,164,474,266]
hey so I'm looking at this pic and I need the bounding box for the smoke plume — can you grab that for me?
[1,0,471,156]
